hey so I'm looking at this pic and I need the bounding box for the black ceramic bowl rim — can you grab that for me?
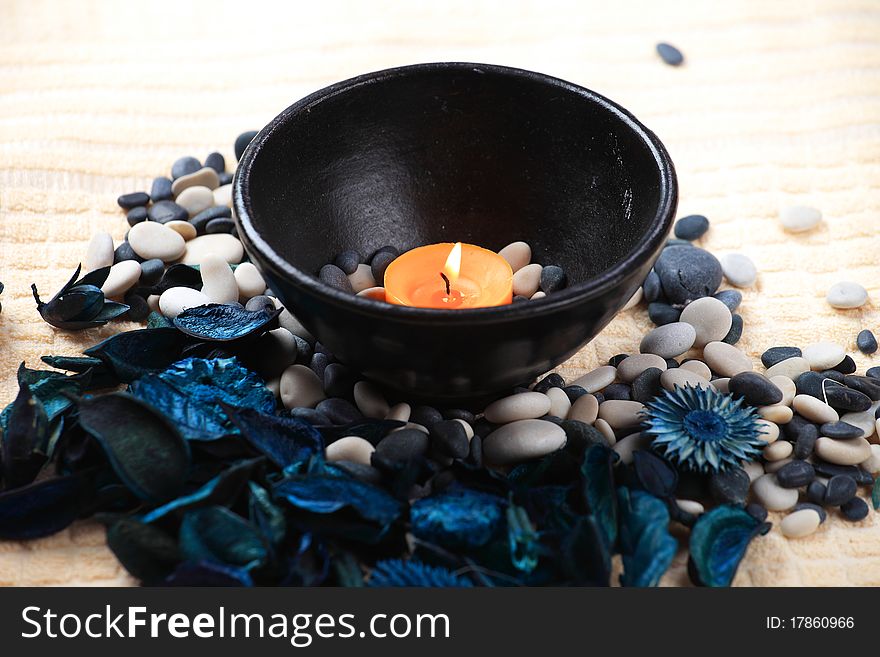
[234,62,677,326]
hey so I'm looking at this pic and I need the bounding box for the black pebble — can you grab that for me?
[608,353,629,367]
[561,420,609,451]
[721,313,743,345]
[332,460,383,485]
[430,420,469,459]
[843,375,880,401]
[811,461,873,486]
[745,503,768,523]
[316,398,362,425]
[472,417,495,439]
[442,408,474,423]
[642,270,663,303]
[593,392,606,404]
[467,433,483,468]
[795,371,840,399]
[117,191,150,210]
[370,250,396,284]
[709,466,750,506]
[292,335,313,365]
[114,241,144,264]
[563,385,588,402]
[728,372,783,406]
[219,172,233,185]
[664,359,679,370]
[533,373,565,394]
[653,246,722,305]
[793,502,827,524]
[841,496,869,521]
[761,346,802,368]
[602,383,631,401]
[867,366,880,380]
[204,152,225,174]
[411,405,443,428]
[244,294,274,313]
[309,352,330,381]
[206,217,236,235]
[673,214,709,240]
[818,369,845,383]
[323,363,356,399]
[823,475,857,506]
[648,302,681,326]
[375,429,430,463]
[806,481,827,505]
[290,407,331,425]
[713,289,742,312]
[126,206,148,226]
[665,238,692,248]
[824,385,871,412]
[631,367,663,403]
[123,291,150,322]
[793,424,818,459]
[820,421,864,439]
[148,200,188,224]
[512,295,528,303]
[234,131,259,160]
[334,250,362,275]
[775,460,815,488]
[540,265,567,293]
[857,329,878,354]
[656,42,684,66]
[138,258,165,287]
[171,156,201,180]
[319,264,354,293]
[150,177,173,202]
[190,206,232,235]
[832,355,857,374]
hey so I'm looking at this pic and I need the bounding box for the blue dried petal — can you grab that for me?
[617,487,677,587]
[128,357,275,441]
[560,514,611,586]
[410,487,506,550]
[689,504,771,587]
[164,560,254,587]
[1,363,89,432]
[222,405,323,469]
[179,506,268,571]
[581,444,618,552]
[506,504,539,573]
[173,304,280,342]
[249,482,287,547]
[85,327,189,383]
[0,474,85,540]
[369,559,472,587]
[2,381,49,489]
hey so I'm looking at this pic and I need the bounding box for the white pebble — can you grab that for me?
[802,342,846,371]
[621,287,643,311]
[100,260,141,299]
[158,286,210,319]
[568,393,599,424]
[679,296,732,347]
[498,241,531,273]
[712,377,730,393]
[616,355,667,383]
[597,400,645,430]
[780,205,821,232]
[594,418,616,445]
[171,167,219,197]
[385,402,411,422]
[234,262,267,300]
[326,436,374,465]
[770,375,797,405]
[703,342,753,377]
[763,440,791,461]
[128,221,186,262]
[181,233,244,265]
[763,457,793,474]
[254,328,299,378]
[353,381,390,419]
[347,263,376,294]
[199,254,238,303]
[826,281,868,309]
[861,444,880,474]
[545,386,571,419]
[792,394,838,423]
[612,432,651,465]
[751,473,798,511]
[743,460,765,482]
[759,405,793,424]
[765,357,810,381]
[483,419,566,465]
[147,294,160,313]
[84,232,114,272]
[165,220,197,241]
[176,185,214,217]
[530,291,546,300]
[676,499,704,516]
[756,419,780,444]
[483,391,551,424]
[279,364,326,409]
[841,409,876,439]
[572,365,619,391]
[213,184,232,208]
[454,419,474,440]
[271,298,315,342]
[512,263,542,298]
[679,359,712,380]
[781,509,821,538]
[814,436,871,466]
[719,253,757,288]
[660,368,712,392]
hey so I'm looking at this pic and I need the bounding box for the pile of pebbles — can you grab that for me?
[318,241,568,302]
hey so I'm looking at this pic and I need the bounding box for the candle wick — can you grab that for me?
[440,272,451,295]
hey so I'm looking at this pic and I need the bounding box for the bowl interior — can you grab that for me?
[244,65,666,288]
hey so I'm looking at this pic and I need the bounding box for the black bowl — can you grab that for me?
[234,62,677,404]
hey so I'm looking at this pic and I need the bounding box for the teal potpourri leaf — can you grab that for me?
[506,503,540,573]
[248,482,287,548]
[581,443,618,552]
[369,559,473,587]
[222,404,323,468]
[164,560,254,587]
[178,506,268,571]
[128,357,275,441]
[688,504,771,587]
[632,450,678,499]
[0,474,86,540]
[617,487,677,587]
[106,517,181,584]
[2,381,49,489]
[872,478,879,511]
[0,363,91,432]
[560,514,611,586]
[174,304,281,342]
[85,327,190,383]
[31,264,128,329]
[410,487,506,550]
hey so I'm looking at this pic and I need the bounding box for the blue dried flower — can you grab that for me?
[368,559,472,587]
[642,385,765,473]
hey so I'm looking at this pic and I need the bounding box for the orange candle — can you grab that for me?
[384,242,513,309]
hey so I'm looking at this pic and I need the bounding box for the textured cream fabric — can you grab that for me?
[1,0,879,586]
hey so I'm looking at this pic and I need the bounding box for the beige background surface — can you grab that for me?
[1,0,879,586]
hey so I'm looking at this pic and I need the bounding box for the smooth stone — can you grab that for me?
[568,393,599,424]
[316,398,362,425]
[594,418,616,446]
[124,292,149,321]
[844,375,880,401]
[139,259,164,287]
[147,294,160,313]
[679,296,732,347]
[861,444,880,474]
[165,220,197,241]
[643,270,663,303]
[793,502,827,524]
[147,200,188,224]
[759,405,793,424]
[234,130,258,160]
[714,289,742,312]
[656,42,684,66]
[611,432,652,465]
[814,436,871,465]
[622,287,643,311]
[176,186,214,217]
[323,363,356,399]
[512,263,542,298]
[353,381,390,419]
[279,364,326,409]
[840,409,876,438]
[190,206,232,235]
[824,385,871,412]
[823,474,857,506]
[357,287,386,302]
[807,481,828,505]
[765,357,810,381]
[743,460,765,482]
[776,460,815,488]
[199,254,238,304]
[347,263,376,293]
[673,214,709,240]
[719,253,757,288]
[841,496,869,521]
[639,322,696,358]
[206,218,236,235]
[171,156,201,180]
[117,191,150,209]
[545,386,571,419]
[793,395,839,423]
[272,301,315,343]
[857,329,878,354]
[453,419,474,440]
[832,355,858,375]
[326,436,374,465]
[631,367,664,403]
[616,355,667,383]
[533,373,565,394]
[802,342,846,371]
[780,205,821,232]
[482,419,566,465]
[597,400,645,430]
[756,419,780,444]
[245,294,275,313]
[319,264,354,293]
[647,301,681,326]
[712,377,730,393]
[234,262,266,300]
[158,286,210,319]
[676,499,705,516]
[763,440,792,461]
[540,265,567,293]
[751,473,799,511]
[722,314,743,345]
[812,461,874,486]
[370,251,396,284]
[181,234,244,265]
[408,405,442,428]
[385,402,411,423]
[483,391,551,424]
[101,260,141,298]
[83,232,115,272]
[781,509,821,538]
[498,241,531,273]
[660,368,712,392]
[728,372,783,406]
[709,467,750,505]
[128,221,186,262]
[601,383,631,401]
[770,375,797,405]
[114,241,144,264]
[333,250,361,275]
[375,429,430,463]
[126,206,147,226]
[654,246,722,304]
[204,152,225,174]
[254,328,299,378]
[572,365,619,390]
[151,176,173,202]
[171,167,219,197]
[826,281,868,309]
[761,346,802,368]
[703,341,753,377]
[796,371,840,399]
[430,420,469,459]
[869,367,880,379]
[213,184,232,208]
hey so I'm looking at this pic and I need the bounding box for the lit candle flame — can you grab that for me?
[443,242,462,286]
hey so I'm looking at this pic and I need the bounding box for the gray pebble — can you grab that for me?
[319,264,354,293]
[826,281,868,309]
[679,296,732,347]
[640,322,696,358]
[719,253,757,288]
[482,419,566,465]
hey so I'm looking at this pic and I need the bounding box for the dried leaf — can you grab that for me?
[581,444,618,552]
[84,327,190,383]
[106,517,180,584]
[2,382,49,489]
[369,559,472,587]
[179,506,267,570]
[410,487,506,550]
[223,404,323,469]
[688,505,771,587]
[173,304,280,342]
[0,474,85,540]
[617,487,677,587]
